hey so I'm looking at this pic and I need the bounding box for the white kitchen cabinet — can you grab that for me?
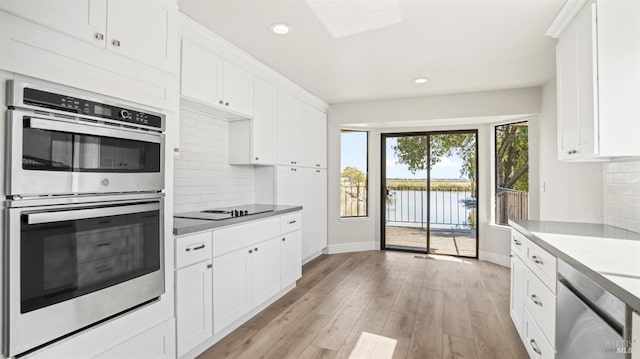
[280,230,302,288]
[0,0,178,73]
[212,247,252,334]
[305,106,328,169]
[276,90,306,166]
[633,311,639,359]
[276,165,305,206]
[303,168,328,260]
[551,0,640,160]
[510,254,525,339]
[180,38,224,109]
[180,37,253,118]
[94,319,175,359]
[229,77,276,165]
[251,237,281,306]
[176,260,213,357]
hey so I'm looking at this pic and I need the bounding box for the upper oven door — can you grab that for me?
[6,109,165,196]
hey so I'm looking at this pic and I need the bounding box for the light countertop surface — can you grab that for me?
[510,219,640,312]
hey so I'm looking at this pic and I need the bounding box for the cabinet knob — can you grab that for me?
[282,237,286,242]
[254,247,259,252]
[248,249,253,254]
[219,100,224,105]
[225,102,229,106]
[95,32,104,40]
[255,157,259,161]
[316,164,320,167]
[567,149,577,155]
[207,264,212,269]
[112,39,121,47]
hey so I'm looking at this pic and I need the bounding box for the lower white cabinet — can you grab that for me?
[175,211,303,357]
[95,319,175,359]
[176,260,213,357]
[524,309,555,359]
[510,253,525,339]
[212,245,253,333]
[281,230,302,287]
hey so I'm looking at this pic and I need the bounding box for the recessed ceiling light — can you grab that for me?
[271,23,292,35]
[414,78,429,84]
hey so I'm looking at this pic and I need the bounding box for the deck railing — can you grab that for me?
[384,186,476,227]
[340,184,367,217]
[496,187,528,225]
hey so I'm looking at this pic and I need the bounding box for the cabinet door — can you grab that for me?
[95,319,175,359]
[276,91,305,166]
[181,38,224,106]
[252,237,281,305]
[213,249,252,333]
[176,261,213,357]
[556,3,597,160]
[252,78,277,164]
[303,168,327,259]
[281,230,302,288]
[510,254,525,339]
[106,0,178,72]
[276,165,305,206]
[0,0,107,47]
[305,106,327,168]
[223,61,254,116]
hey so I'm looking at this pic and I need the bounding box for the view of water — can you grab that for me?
[385,189,475,228]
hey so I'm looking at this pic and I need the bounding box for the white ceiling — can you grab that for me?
[178,0,565,105]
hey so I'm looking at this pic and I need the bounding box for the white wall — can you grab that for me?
[174,109,255,213]
[604,160,640,232]
[327,87,542,264]
[537,80,604,223]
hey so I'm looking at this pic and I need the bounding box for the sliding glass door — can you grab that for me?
[381,131,478,258]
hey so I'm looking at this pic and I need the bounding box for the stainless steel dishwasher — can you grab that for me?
[556,259,631,358]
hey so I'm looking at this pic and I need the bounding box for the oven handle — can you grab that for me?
[26,202,160,224]
[28,116,162,144]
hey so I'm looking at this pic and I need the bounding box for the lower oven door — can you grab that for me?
[6,198,165,357]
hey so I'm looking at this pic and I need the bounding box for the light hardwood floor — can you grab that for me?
[197,250,527,359]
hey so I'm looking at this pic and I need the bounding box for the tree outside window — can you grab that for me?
[495,121,529,225]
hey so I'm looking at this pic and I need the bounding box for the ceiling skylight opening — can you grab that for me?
[305,0,403,38]
[414,78,429,84]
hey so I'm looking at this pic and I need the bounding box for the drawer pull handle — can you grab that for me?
[513,239,521,246]
[530,294,543,307]
[186,243,205,252]
[531,255,543,265]
[529,339,542,355]
[288,220,297,224]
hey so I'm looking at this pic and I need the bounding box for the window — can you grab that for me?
[340,130,368,217]
[495,121,529,225]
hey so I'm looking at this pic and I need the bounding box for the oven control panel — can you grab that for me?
[20,87,163,130]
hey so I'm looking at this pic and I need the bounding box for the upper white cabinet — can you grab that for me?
[229,77,277,165]
[180,37,254,119]
[305,106,328,169]
[0,0,178,73]
[276,90,306,166]
[549,0,640,160]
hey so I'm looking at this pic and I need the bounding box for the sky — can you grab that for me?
[341,132,467,180]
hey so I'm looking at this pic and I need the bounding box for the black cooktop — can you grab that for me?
[174,204,275,221]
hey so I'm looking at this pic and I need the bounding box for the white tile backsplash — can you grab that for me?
[604,160,640,233]
[173,109,255,214]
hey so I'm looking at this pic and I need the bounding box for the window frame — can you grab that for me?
[340,129,369,218]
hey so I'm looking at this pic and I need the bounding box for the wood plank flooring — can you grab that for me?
[197,250,527,359]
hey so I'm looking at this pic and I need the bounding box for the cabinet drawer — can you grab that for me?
[524,309,554,359]
[213,217,280,257]
[176,231,213,269]
[280,212,302,233]
[511,229,528,259]
[526,241,557,293]
[525,267,556,348]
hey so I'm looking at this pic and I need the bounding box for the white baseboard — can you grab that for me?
[479,250,510,267]
[326,241,376,254]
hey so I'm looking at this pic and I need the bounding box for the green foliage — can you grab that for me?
[341,166,366,185]
[392,133,477,181]
[496,123,529,191]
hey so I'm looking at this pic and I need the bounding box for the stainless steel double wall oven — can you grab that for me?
[4,80,166,357]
